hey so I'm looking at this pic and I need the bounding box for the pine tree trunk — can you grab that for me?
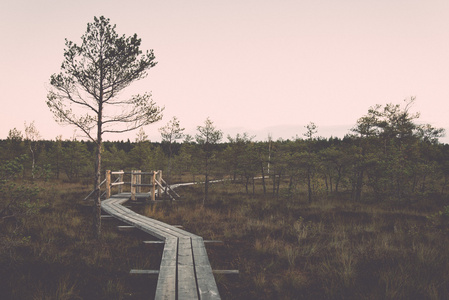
[94,142,102,238]
[94,96,103,238]
[261,161,266,195]
[203,155,209,205]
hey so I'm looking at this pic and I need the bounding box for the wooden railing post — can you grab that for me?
[106,170,111,199]
[157,170,162,198]
[131,170,136,201]
[152,171,156,201]
[118,170,123,193]
[136,170,141,194]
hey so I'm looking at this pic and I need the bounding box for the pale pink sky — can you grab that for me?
[1,0,448,142]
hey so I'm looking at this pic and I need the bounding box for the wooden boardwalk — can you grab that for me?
[101,193,221,300]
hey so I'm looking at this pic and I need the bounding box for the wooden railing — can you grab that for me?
[104,170,179,201]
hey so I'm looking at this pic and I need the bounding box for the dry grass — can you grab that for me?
[0,180,159,299]
[2,178,449,299]
[143,181,449,300]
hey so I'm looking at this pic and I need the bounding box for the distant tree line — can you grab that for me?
[1,99,448,204]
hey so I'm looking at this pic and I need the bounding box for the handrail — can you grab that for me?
[161,178,181,198]
[83,178,107,201]
[104,170,179,201]
[84,170,182,202]
[110,171,124,175]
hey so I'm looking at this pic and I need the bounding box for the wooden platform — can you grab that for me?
[101,193,221,300]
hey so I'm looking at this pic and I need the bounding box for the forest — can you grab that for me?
[2,100,448,204]
[1,100,449,299]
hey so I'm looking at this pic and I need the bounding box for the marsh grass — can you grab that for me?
[2,177,449,299]
[0,180,159,299]
[142,181,449,299]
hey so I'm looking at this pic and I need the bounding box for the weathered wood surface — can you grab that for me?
[101,193,221,300]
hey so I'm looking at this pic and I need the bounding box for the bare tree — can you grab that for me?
[24,121,41,180]
[135,127,149,143]
[47,16,163,237]
[195,118,223,204]
[159,116,185,195]
[303,121,318,203]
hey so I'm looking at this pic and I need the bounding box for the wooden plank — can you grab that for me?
[176,237,198,299]
[132,183,154,187]
[178,265,199,300]
[195,266,221,300]
[130,269,159,277]
[155,237,178,300]
[213,270,239,275]
[204,240,224,245]
[111,171,125,175]
[191,238,221,299]
[112,202,195,237]
[160,247,178,266]
[104,203,174,240]
[117,225,135,231]
[192,238,210,265]
[143,240,165,245]
[155,266,177,299]
[107,202,191,238]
